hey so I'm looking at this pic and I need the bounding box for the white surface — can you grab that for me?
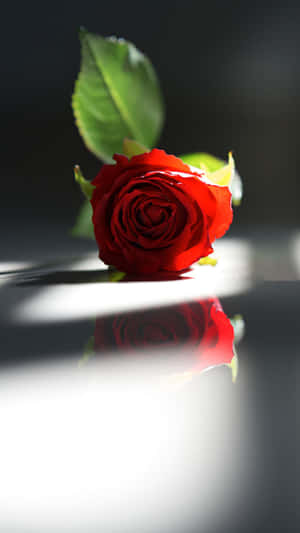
[0,355,256,533]
[12,239,252,324]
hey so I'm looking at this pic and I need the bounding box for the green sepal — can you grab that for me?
[108,269,126,282]
[122,138,149,158]
[198,255,218,266]
[74,165,95,200]
[208,152,235,186]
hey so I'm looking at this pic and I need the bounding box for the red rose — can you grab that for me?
[94,298,234,374]
[91,149,232,274]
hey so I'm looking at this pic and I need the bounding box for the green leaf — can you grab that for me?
[122,138,149,158]
[179,152,243,206]
[74,165,95,200]
[180,152,234,186]
[180,152,224,173]
[72,29,164,162]
[71,199,94,239]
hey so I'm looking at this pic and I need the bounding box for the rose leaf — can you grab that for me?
[179,152,243,206]
[71,199,94,239]
[72,29,165,163]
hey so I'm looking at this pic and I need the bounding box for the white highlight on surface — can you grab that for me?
[0,262,31,272]
[12,239,252,324]
[0,354,254,533]
[0,262,31,286]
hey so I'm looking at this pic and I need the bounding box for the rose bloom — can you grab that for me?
[94,298,234,374]
[91,149,232,274]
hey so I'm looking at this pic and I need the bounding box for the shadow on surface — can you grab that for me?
[16,268,191,287]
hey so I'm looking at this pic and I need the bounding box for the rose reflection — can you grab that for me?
[90,298,238,378]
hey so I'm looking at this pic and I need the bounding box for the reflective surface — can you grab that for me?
[0,234,298,533]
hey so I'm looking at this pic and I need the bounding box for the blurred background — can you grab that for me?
[1,0,300,243]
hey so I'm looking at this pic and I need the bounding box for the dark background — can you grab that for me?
[1,0,300,234]
[0,3,298,531]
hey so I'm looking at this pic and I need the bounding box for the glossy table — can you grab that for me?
[0,224,298,533]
